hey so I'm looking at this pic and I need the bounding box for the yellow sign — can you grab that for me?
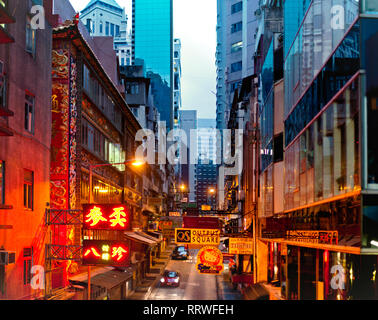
[201,205,211,211]
[229,238,253,255]
[175,228,220,246]
[196,246,224,275]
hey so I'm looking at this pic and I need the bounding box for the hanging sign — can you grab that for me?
[196,246,224,275]
[83,204,131,231]
[82,240,130,267]
[175,228,220,245]
[229,238,253,255]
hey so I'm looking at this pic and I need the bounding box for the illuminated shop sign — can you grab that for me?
[196,246,224,275]
[286,231,338,245]
[229,238,253,255]
[175,228,220,245]
[83,204,131,231]
[83,240,130,266]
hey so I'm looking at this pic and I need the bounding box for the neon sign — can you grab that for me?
[83,204,131,230]
[83,240,130,266]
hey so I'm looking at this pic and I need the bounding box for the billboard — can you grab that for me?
[175,228,220,246]
[183,217,220,229]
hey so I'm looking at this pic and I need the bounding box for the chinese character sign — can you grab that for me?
[83,240,130,266]
[83,204,131,231]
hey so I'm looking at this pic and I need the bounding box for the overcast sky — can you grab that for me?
[69,0,217,120]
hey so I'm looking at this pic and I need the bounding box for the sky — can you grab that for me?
[69,0,217,120]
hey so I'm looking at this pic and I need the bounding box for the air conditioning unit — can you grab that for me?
[0,251,16,265]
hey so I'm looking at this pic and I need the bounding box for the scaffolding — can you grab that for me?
[44,209,83,298]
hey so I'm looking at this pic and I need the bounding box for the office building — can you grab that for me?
[132,0,174,130]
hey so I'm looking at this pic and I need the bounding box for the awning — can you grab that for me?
[135,231,162,243]
[124,231,158,246]
[243,283,270,300]
[260,237,361,255]
[69,267,112,283]
[69,268,133,290]
[85,270,133,290]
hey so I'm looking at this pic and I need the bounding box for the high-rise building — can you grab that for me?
[132,0,174,130]
[196,119,217,211]
[216,0,259,129]
[80,0,132,66]
[246,0,378,301]
[215,0,259,210]
[173,38,182,130]
[179,110,197,203]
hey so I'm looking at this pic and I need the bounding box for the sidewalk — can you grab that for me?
[129,243,176,300]
[216,271,243,300]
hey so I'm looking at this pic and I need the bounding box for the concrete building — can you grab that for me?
[216,0,259,210]
[0,0,57,300]
[80,0,132,66]
[179,110,197,204]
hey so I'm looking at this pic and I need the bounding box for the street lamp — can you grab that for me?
[86,158,144,301]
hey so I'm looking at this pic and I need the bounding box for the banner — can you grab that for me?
[175,228,220,245]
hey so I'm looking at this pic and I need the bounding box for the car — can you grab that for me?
[171,246,189,260]
[160,271,180,287]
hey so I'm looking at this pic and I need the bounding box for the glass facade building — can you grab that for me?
[256,0,378,300]
[132,0,173,130]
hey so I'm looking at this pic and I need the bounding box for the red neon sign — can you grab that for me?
[83,204,131,230]
[83,240,130,266]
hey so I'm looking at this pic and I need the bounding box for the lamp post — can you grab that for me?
[86,159,144,300]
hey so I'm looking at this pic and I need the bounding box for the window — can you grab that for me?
[105,22,109,35]
[110,23,115,36]
[231,41,243,53]
[230,61,242,73]
[99,21,103,34]
[26,16,36,56]
[231,1,243,14]
[86,19,92,33]
[0,161,4,205]
[23,170,33,210]
[25,93,34,133]
[231,21,242,33]
[23,248,33,286]
[126,82,139,95]
[115,25,120,37]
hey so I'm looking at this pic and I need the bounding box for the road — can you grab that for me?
[149,249,238,300]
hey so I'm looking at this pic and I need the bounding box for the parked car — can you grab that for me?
[160,271,180,287]
[171,246,189,260]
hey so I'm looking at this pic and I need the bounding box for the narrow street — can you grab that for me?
[149,249,242,300]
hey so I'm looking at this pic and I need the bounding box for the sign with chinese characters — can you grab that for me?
[82,240,130,267]
[196,246,224,275]
[175,228,220,246]
[228,238,253,255]
[286,230,338,245]
[83,204,131,231]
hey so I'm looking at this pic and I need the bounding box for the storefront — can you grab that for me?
[261,237,378,300]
